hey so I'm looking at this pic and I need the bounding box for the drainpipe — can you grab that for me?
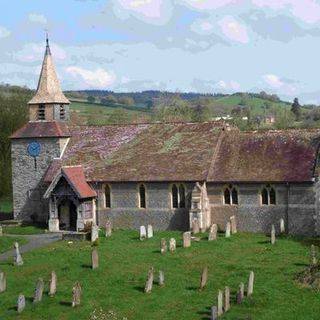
[286,182,290,234]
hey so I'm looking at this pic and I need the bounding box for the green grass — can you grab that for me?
[3,225,46,235]
[0,230,318,319]
[0,198,13,213]
[0,236,27,253]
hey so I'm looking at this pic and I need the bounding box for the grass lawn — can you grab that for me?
[0,230,318,320]
[0,236,27,254]
[2,225,46,235]
[0,198,13,213]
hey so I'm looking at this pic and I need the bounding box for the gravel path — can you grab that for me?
[0,233,62,262]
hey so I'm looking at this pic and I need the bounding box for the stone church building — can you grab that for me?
[10,39,320,236]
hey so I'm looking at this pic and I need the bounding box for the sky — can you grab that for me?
[1,0,320,103]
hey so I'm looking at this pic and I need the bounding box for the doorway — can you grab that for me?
[58,199,77,231]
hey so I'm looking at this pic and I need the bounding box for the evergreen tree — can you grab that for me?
[291,98,301,120]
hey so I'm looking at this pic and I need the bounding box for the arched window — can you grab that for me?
[38,104,45,120]
[261,185,276,205]
[60,104,65,120]
[105,184,111,208]
[223,185,238,205]
[179,184,186,208]
[139,184,146,208]
[172,184,178,208]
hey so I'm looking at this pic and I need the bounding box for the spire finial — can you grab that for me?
[45,30,51,55]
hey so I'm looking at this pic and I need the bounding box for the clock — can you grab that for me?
[27,141,41,157]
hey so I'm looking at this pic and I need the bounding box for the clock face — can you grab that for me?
[27,141,41,157]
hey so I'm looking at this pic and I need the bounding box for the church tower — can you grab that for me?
[11,36,71,222]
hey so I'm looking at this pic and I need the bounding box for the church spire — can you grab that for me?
[28,35,69,105]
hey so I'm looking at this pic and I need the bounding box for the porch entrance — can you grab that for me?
[58,200,77,231]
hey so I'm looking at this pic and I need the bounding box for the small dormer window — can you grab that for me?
[38,104,45,120]
[60,104,65,120]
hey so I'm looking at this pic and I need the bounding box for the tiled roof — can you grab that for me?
[11,121,71,139]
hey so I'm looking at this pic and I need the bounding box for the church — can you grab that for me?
[10,39,320,236]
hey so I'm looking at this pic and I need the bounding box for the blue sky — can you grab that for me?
[1,0,320,103]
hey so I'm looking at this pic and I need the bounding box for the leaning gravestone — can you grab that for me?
[311,245,317,266]
[199,266,208,291]
[72,282,82,307]
[280,218,285,234]
[0,271,6,293]
[33,278,44,303]
[147,225,153,238]
[17,294,25,313]
[247,271,254,296]
[91,224,99,243]
[192,220,200,234]
[271,224,276,245]
[225,222,231,238]
[224,286,230,312]
[211,306,217,320]
[160,238,167,254]
[14,242,23,266]
[144,267,154,293]
[169,238,176,252]
[105,220,112,237]
[208,224,217,241]
[230,216,237,234]
[49,271,57,297]
[159,270,165,287]
[183,231,191,248]
[140,226,147,240]
[92,248,99,269]
[217,290,223,316]
[237,282,244,304]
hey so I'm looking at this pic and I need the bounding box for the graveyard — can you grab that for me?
[0,227,320,319]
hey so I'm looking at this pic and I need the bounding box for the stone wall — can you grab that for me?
[97,182,194,231]
[11,137,62,222]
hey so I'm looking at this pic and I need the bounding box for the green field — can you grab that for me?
[0,198,13,213]
[2,225,45,235]
[0,236,27,254]
[0,230,319,319]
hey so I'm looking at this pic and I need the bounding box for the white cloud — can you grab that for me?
[180,0,240,10]
[217,80,241,90]
[0,26,11,38]
[66,66,116,88]
[28,13,47,24]
[191,19,215,35]
[218,16,249,43]
[262,74,297,94]
[263,74,283,88]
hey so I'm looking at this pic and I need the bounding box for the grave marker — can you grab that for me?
[169,238,176,252]
[147,225,153,238]
[208,224,217,241]
[225,222,231,238]
[192,220,200,234]
[49,271,57,297]
[140,226,147,240]
[217,290,223,316]
[160,238,167,254]
[105,220,112,237]
[72,282,82,307]
[0,271,6,293]
[183,231,191,248]
[17,294,25,313]
[14,242,23,266]
[237,283,244,304]
[144,267,154,293]
[199,266,208,291]
[280,218,285,234]
[311,245,317,266]
[91,224,99,243]
[92,248,99,269]
[224,286,230,312]
[159,270,165,287]
[271,224,276,245]
[230,216,237,234]
[33,278,44,303]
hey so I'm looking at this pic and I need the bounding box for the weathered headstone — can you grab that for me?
[0,271,6,293]
[91,224,99,243]
[160,238,167,254]
[105,220,112,237]
[247,271,254,296]
[230,216,237,234]
[72,282,82,307]
[271,224,276,245]
[140,226,147,240]
[169,238,176,252]
[224,286,230,312]
[225,222,231,238]
[147,225,153,238]
[33,278,44,303]
[0,225,2,236]
[144,267,154,293]
[183,231,191,248]
[17,294,25,313]
[199,266,208,291]
[14,242,23,266]
[280,218,285,234]
[311,245,317,266]
[49,271,57,297]
[192,220,200,234]
[92,248,99,269]
[237,283,244,304]
[217,290,223,316]
[208,224,217,241]
[211,306,217,320]
[159,270,165,287]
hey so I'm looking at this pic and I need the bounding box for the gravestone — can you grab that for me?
[311,245,317,266]
[0,271,6,293]
[247,271,254,296]
[208,224,217,241]
[14,242,23,266]
[91,224,99,243]
[192,220,200,234]
[72,282,82,307]
[230,216,237,234]
[144,267,154,293]
[147,225,153,238]
[211,306,217,320]
[183,231,191,248]
[140,226,147,241]
[224,286,230,312]
[33,278,44,303]
[199,266,208,291]
[271,224,276,245]
[237,282,244,304]
[159,270,165,287]
[160,238,167,254]
[105,220,112,237]
[49,271,57,297]
[92,248,99,269]
[169,238,176,252]
[0,226,2,236]
[17,294,25,313]
[217,290,223,316]
[280,218,285,234]
[225,222,231,238]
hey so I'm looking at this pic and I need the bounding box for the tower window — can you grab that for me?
[171,183,186,208]
[223,185,238,205]
[59,105,65,120]
[38,104,45,120]
[261,185,276,205]
[172,184,178,208]
[104,184,111,208]
[139,184,146,209]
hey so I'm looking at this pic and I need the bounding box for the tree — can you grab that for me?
[118,96,134,106]
[87,96,96,104]
[291,98,301,120]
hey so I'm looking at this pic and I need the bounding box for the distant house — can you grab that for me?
[265,115,276,124]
